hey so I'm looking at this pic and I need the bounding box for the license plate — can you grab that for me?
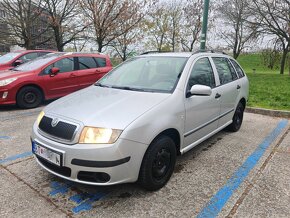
[32,142,62,167]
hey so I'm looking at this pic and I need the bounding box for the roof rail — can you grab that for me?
[140,50,170,55]
[193,50,227,55]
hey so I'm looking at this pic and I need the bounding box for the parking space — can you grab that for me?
[0,107,289,217]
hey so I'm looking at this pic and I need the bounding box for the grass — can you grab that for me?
[237,53,290,111]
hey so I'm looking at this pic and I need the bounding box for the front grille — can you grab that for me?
[39,116,77,141]
[37,156,71,177]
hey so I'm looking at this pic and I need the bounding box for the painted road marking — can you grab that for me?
[0,111,41,121]
[50,181,108,214]
[0,151,32,164]
[197,119,289,218]
[0,136,11,140]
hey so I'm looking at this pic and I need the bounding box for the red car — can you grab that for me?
[0,50,54,71]
[0,52,112,108]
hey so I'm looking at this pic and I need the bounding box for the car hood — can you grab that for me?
[0,69,31,79]
[45,86,170,130]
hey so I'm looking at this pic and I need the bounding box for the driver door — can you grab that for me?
[42,57,79,99]
[183,57,221,149]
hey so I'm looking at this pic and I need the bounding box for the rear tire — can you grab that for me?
[227,102,244,132]
[138,135,176,191]
[17,86,43,109]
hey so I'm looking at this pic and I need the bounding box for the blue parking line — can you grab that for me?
[0,136,11,140]
[197,119,288,218]
[0,111,40,121]
[49,181,73,196]
[0,151,32,164]
[72,192,107,214]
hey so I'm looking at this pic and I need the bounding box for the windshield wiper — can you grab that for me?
[94,83,110,88]
[111,86,145,92]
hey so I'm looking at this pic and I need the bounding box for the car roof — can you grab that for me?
[12,50,55,53]
[138,51,232,59]
[51,52,108,57]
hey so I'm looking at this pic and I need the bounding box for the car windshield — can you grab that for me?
[96,56,188,93]
[0,52,21,64]
[13,53,63,71]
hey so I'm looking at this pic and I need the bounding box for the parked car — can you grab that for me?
[0,50,54,71]
[31,51,249,191]
[0,52,112,108]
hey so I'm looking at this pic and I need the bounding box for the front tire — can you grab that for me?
[17,86,43,109]
[138,135,177,191]
[227,102,245,132]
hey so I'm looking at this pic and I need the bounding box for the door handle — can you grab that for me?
[215,93,221,99]
[237,85,241,89]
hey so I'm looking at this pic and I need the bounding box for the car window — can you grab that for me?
[19,52,38,63]
[188,58,215,89]
[95,57,107,67]
[98,56,188,93]
[212,57,236,85]
[78,57,97,70]
[38,52,51,57]
[43,57,74,75]
[230,59,245,78]
[0,52,20,64]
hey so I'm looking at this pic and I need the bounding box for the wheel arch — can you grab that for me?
[16,84,45,100]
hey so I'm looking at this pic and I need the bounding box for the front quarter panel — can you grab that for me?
[120,90,185,148]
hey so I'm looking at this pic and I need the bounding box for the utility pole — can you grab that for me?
[200,0,210,50]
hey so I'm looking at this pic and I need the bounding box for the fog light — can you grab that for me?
[2,91,8,99]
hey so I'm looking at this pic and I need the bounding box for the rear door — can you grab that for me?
[183,57,221,148]
[211,57,240,127]
[42,57,79,98]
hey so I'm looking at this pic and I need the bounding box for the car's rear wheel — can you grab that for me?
[227,102,245,132]
[138,135,176,191]
[17,86,43,109]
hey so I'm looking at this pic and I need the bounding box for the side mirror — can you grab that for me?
[50,67,60,77]
[187,85,212,98]
[13,60,23,67]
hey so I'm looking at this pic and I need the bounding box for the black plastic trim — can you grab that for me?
[71,156,131,168]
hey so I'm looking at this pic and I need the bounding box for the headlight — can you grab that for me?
[79,127,122,144]
[0,78,17,87]
[36,111,45,125]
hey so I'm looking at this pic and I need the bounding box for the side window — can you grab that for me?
[19,52,38,63]
[38,52,50,57]
[230,59,245,78]
[54,58,74,73]
[95,57,107,67]
[78,57,97,70]
[212,57,237,85]
[188,58,215,89]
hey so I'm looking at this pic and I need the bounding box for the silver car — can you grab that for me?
[31,51,249,191]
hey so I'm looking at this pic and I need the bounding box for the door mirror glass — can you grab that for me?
[13,59,23,67]
[50,67,60,77]
[189,85,212,97]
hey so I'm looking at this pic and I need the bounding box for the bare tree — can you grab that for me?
[249,0,289,74]
[0,0,52,49]
[180,0,203,52]
[216,0,258,59]
[78,0,147,52]
[42,0,88,51]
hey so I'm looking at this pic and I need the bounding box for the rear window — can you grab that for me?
[78,57,97,69]
[95,57,107,67]
[230,59,245,78]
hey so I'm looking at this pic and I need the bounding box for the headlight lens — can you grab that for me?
[0,78,17,87]
[79,127,122,144]
[36,111,45,125]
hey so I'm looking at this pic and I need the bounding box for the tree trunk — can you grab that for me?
[280,48,288,75]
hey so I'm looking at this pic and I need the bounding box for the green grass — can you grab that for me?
[237,53,290,111]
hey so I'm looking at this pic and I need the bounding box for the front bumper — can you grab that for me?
[0,88,16,105]
[31,123,148,185]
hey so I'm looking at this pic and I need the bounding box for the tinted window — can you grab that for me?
[38,52,51,57]
[212,57,236,85]
[0,52,20,64]
[188,58,215,89]
[19,52,38,63]
[78,57,97,70]
[43,57,74,74]
[95,58,106,67]
[230,59,245,78]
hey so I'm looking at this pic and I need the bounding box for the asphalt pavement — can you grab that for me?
[0,106,289,218]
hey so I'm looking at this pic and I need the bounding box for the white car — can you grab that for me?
[31,51,249,191]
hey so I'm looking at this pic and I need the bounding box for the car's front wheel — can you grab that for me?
[138,135,177,191]
[227,102,245,132]
[17,86,43,109]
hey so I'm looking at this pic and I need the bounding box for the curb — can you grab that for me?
[245,107,290,119]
